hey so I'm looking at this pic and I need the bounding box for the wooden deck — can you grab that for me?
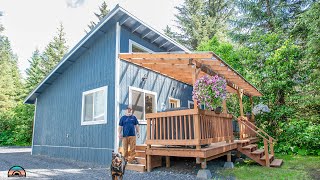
[146,141,237,158]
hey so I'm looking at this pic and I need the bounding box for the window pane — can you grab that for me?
[94,90,105,121]
[145,93,155,114]
[132,45,147,52]
[84,94,93,121]
[132,90,144,120]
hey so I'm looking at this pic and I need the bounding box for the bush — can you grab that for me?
[275,120,320,155]
[0,103,34,146]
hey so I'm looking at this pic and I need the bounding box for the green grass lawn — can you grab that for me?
[221,155,320,180]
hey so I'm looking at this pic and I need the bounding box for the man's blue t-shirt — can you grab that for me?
[119,115,139,137]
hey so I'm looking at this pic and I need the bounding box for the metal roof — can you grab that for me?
[24,4,190,104]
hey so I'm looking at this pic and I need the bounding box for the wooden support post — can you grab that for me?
[222,99,227,113]
[194,114,201,150]
[227,152,232,162]
[237,89,244,117]
[192,66,201,110]
[270,137,274,156]
[147,145,151,172]
[264,139,270,167]
[201,158,207,169]
[166,156,170,168]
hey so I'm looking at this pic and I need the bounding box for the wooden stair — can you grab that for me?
[120,144,162,172]
[238,143,283,167]
[237,117,283,167]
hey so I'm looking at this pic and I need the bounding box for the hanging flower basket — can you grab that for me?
[192,75,227,111]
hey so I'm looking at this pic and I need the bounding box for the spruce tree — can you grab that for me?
[0,26,22,112]
[42,23,68,76]
[87,1,110,32]
[230,0,314,42]
[25,49,45,93]
[166,0,233,49]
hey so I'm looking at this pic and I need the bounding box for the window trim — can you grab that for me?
[168,97,181,108]
[129,39,154,53]
[81,86,108,126]
[128,86,157,124]
[188,100,194,109]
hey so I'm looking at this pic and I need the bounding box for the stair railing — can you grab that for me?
[237,116,276,167]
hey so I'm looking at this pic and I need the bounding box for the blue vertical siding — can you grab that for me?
[33,24,117,165]
[119,27,193,144]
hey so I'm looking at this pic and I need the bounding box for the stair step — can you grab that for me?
[136,145,147,151]
[260,154,274,161]
[135,157,146,165]
[270,159,283,167]
[136,150,146,158]
[126,163,145,172]
[251,149,265,155]
[249,137,259,143]
[242,144,258,150]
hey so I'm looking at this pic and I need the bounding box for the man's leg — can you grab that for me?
[128,136,137,163]
[122,137,129,161]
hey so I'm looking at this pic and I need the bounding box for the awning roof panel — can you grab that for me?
[119,52,262,97]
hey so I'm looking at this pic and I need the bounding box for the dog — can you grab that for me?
[110,152,126,180]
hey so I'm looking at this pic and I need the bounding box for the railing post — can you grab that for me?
[146,118,152,172]
[269,137,274,156]
[194,113,201,150]
[264,139,270,167]
[147,118,150,141]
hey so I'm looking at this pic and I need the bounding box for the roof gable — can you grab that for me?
[24,4,189,104]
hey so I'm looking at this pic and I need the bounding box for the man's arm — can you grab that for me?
[135,125,140,138]
[118,126,123,139]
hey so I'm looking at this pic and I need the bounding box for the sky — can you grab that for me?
[0,0,183,77]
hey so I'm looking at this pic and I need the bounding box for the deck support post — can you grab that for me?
[147,145,151,172]
[222,99,227,113]
[227,152,231,162]
[237,89,244,117]
[192,65,201,150]
[237,89,245,139]
[166,156,170,168]
[201,158,207,169]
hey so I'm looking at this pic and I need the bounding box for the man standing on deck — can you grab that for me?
[118,105,140,164]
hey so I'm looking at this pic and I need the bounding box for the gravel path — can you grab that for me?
[0,147,233,180]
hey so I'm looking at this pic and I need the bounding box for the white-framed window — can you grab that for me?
[129,86,157,123]
[168,97,180,109]
[188,100,194,109]
[81,86,108,125]
[129,39,154,53]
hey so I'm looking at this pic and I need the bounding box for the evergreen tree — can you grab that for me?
[25,49,45,93]
[0,28,22,112]
[230,0,314,42]
[166,0,233,49]
[42,23,68,75]
[292,2,320,123]
[87,1,110,32]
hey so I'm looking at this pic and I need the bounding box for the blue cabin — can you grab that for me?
[24,5,193,165]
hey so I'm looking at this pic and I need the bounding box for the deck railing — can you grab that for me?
[145,109,233,147]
